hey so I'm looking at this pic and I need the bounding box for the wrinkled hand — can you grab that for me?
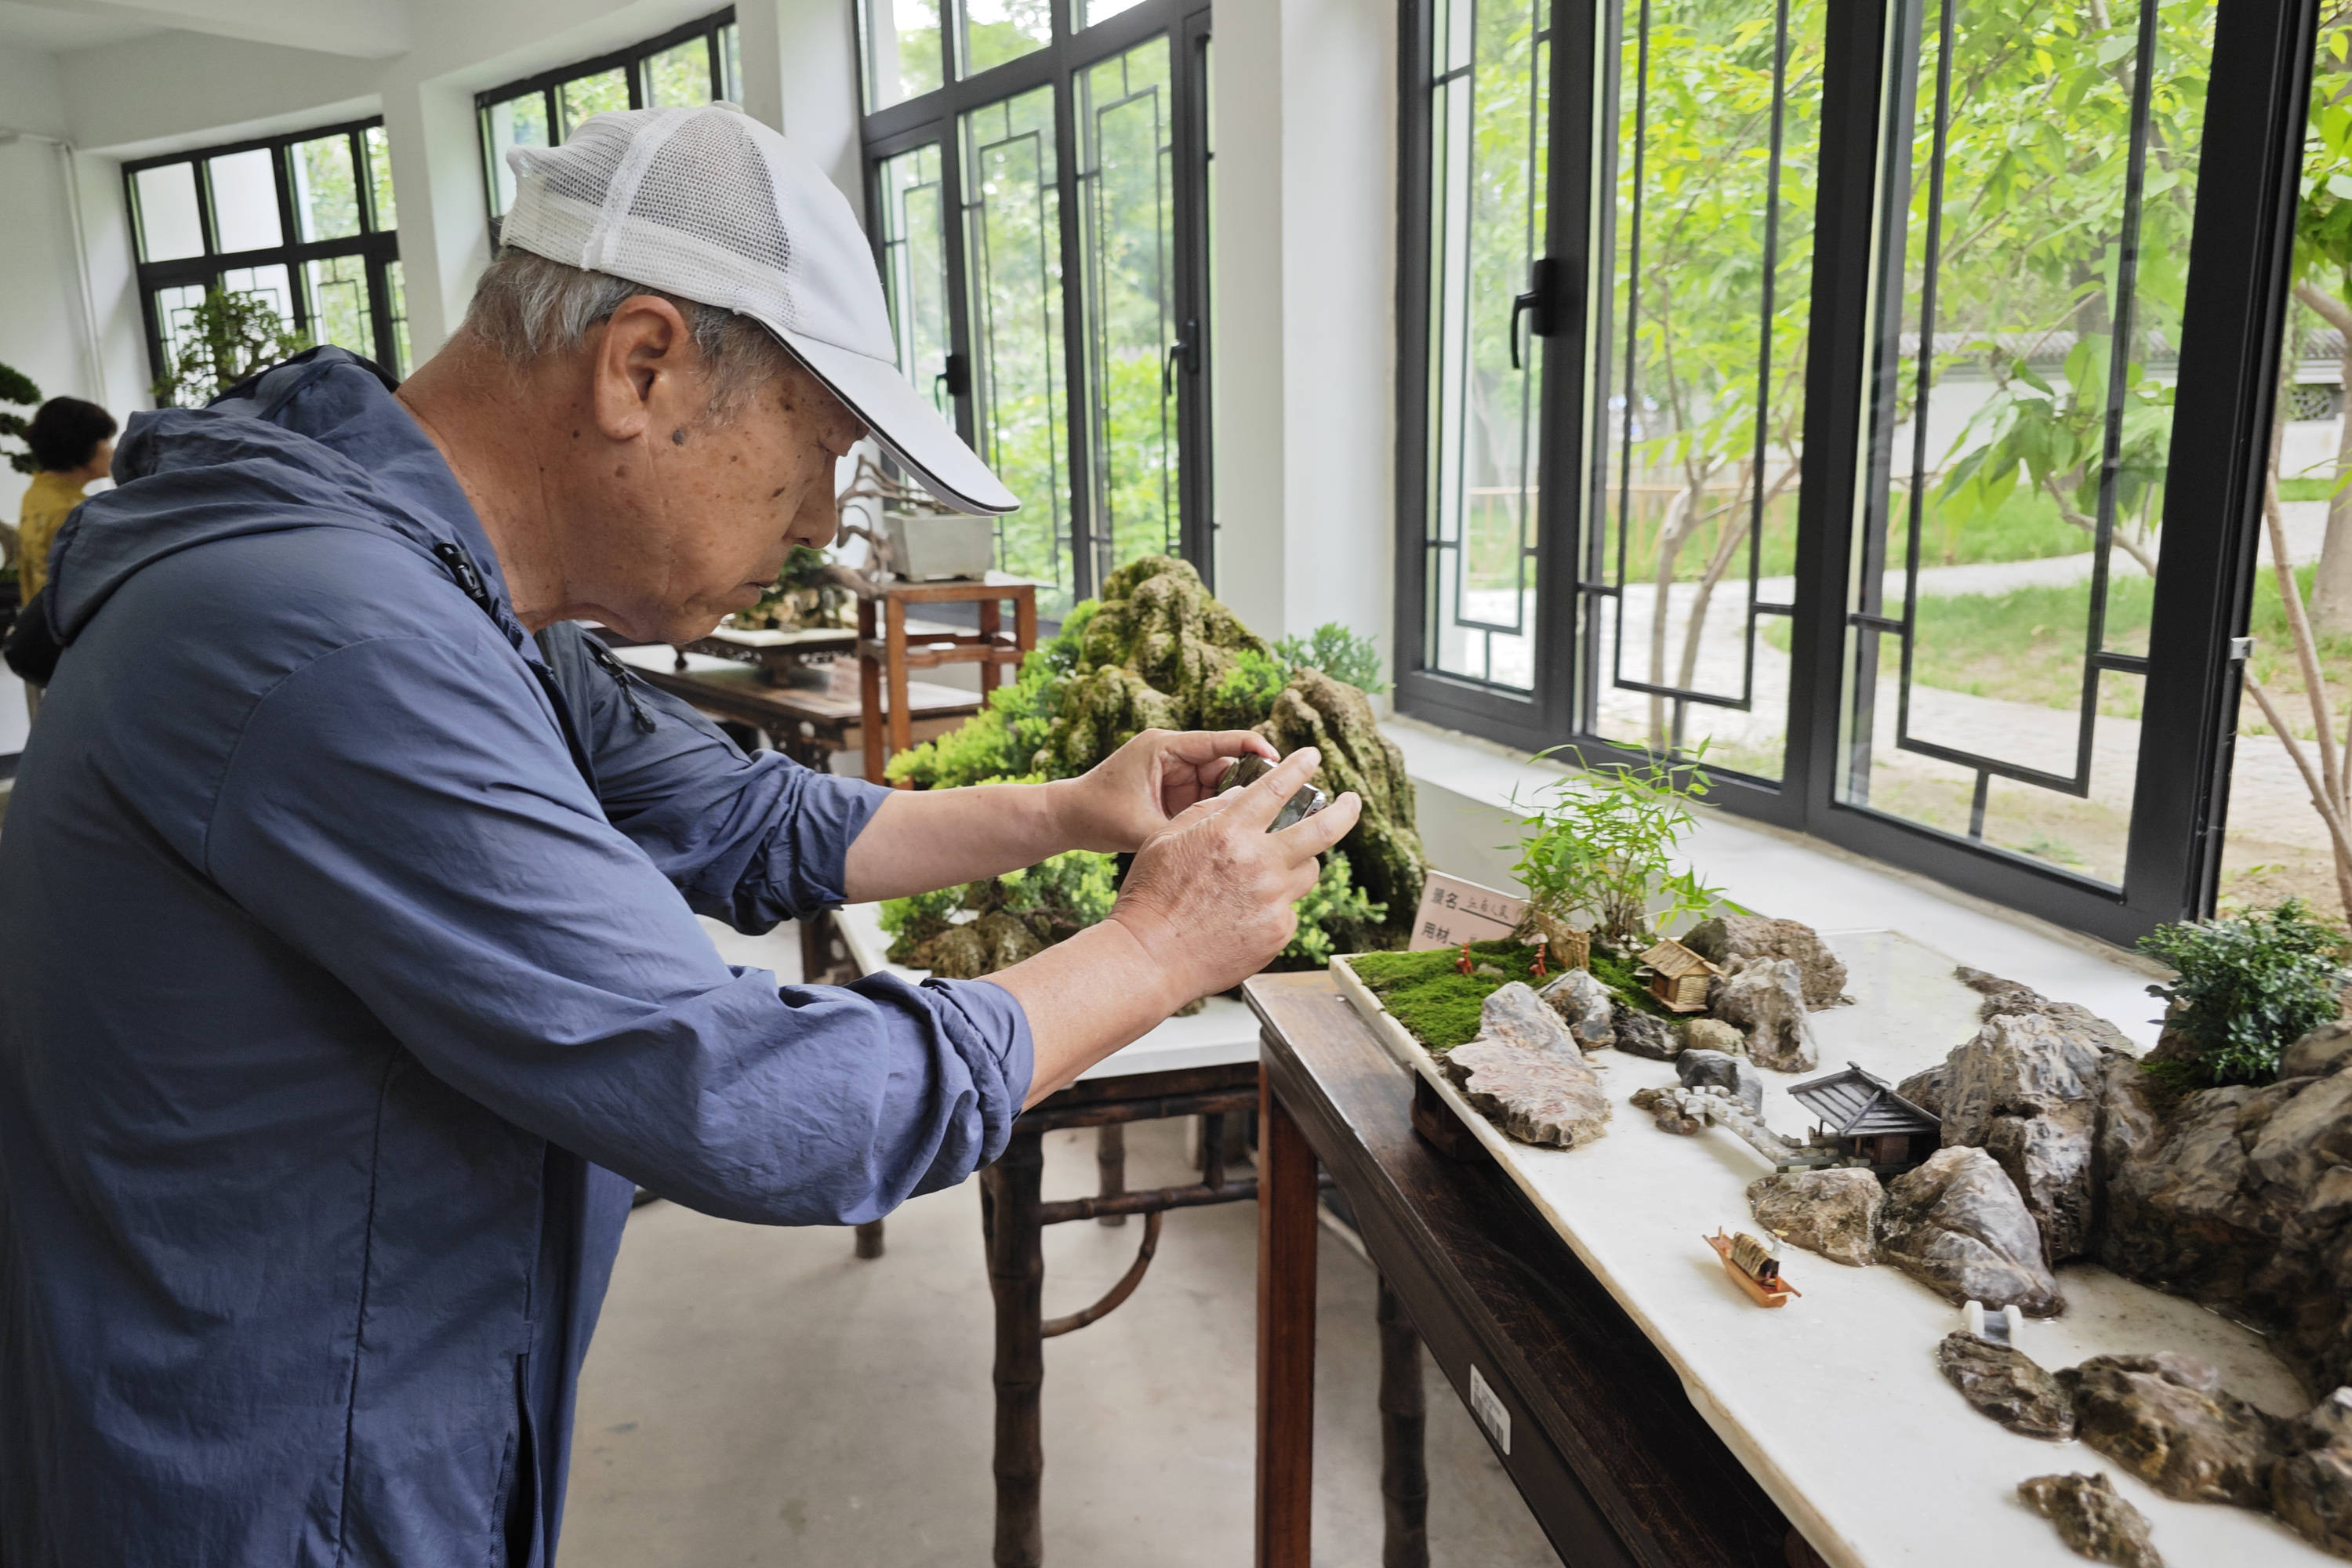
[1108,747,1363,1007]
[1054,728,1279,853]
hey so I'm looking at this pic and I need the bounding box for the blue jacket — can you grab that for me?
[0,350,1033,1566]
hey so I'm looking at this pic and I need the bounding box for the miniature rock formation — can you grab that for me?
[2016,1473,2163,1568]
[1897,1062,1947,1119]
[1749,1169,1883,1267]
[2282,1019,2352,1080]
[906,909,1045,978]
[1677,1049,1765,1116]
[2100,1055,2352,1395]
[1610,1000,1680,1061]
[1936,1331,2074,1439]
[1709,957,1819,1073]
[2274,1388,2352,1558]
[1254,665,1427,944]
[1535,968,1615,1051]
[1443,983,1612,1149]
[1878,1147,2065,1316]
[1684,914,1849,1008]
[1684,1017,1744,1058]
[2060,1353,2286,1508]
[1956,966,2138,1054]
[1939,1011,2107,1265]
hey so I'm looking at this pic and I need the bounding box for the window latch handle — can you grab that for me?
[1510,257,1563,372]
[1163,321,1199,397]
[935,351,971,408]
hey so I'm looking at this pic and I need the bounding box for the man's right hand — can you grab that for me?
[1107,746,1363,1011]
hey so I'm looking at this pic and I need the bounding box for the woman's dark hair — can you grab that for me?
[27,397,117,474]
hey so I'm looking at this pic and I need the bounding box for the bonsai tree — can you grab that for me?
[1508,748,1719,953]
[2139,898,2348,1088]
[152,289,311,408]
[1,358,38,475]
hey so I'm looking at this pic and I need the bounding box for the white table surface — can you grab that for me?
[832,901,1259,1082]
[1337,929,2331,1568]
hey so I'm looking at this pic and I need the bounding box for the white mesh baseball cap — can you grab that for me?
[499,102,1015,515]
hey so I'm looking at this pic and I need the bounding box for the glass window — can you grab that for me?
[384,260,412,379]
[206,149,281,253]
[1076,37,1180,573]
[560,69,631,136]
[963,0,1052,78]
[1417,0,1548,693]
[1085,0,1150,25]
[642,38,713,107]
[365,125,397,230]
[862,0,946,110]
[877,143,954,412]
[303,256,373,357]
[134,163,203,263]
[481,93,550,219]
[720,23,742,100]
[291,134,361,243]
[1838,0,2216,885]
[152,283,209,376]
[218,263,297,331]
[963,85,1073,610]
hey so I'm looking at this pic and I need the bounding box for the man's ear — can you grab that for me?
[590,295,695,443]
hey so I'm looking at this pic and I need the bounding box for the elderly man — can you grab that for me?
[0,105,1357,1566]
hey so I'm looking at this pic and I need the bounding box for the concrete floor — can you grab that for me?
[561,1115,1562,1567]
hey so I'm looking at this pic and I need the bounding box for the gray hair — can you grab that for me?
[463,247,797,419]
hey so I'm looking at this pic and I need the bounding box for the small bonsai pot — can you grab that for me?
[884,510,995,580]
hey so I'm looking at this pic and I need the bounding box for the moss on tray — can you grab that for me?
[1345,940,1674,1051]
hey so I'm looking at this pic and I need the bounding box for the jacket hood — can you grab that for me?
[45,347,511,648]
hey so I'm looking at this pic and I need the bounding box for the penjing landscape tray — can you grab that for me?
[1333,929,2336,1568]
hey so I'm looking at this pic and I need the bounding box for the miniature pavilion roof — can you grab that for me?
[1640,938,1719,978]
[1788,1063,1941,1138]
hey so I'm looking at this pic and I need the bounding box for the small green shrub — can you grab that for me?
[2138,898,2348,1087]
[1276,851,1386,967]
[1276,624,1386,695]
[1509,747,1719,951]
[1203,646,1289,730]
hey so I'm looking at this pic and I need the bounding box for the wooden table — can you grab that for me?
[607,643,980,772]
[826,902,1264,1567]
[858,574,1037,783]
[1244,970,1802,1568]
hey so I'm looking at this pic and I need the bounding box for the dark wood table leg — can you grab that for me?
[1256,1061,1318,1568]
[854,1220,886,1259]
[857,597,884,785]
[984,1125,1047,1568]
[1377,1275,1430,1568]
[1095,1123,1127,1227]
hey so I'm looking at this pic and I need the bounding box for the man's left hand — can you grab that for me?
[1055,728,1280,853]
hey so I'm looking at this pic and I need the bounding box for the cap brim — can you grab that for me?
[768,329,1018,515]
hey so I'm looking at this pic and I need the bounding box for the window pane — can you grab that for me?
[385,260,412,378]
[1839,0,2216,887]
[207,148,281,253]
[720,23,742,100]
[482,93,550,218]
[365,125,397,230]
[134,163,203,262]
[963,0,1051,78]
[1580,0,1822,782]
[962,85,1073,612]
[862,0,944,109]
[219,264,297,335]
[1419,0,1548,692]
[561,68,630,136]
[642,37,713,107]
[1076,38,1180,575]
[1086,0,1149,25]
[151,284,209,388]
[876,143,953,408]
[304,256,373,357]
[291,134,360,242]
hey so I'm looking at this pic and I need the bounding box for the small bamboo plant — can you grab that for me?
[1508,747,1719,954]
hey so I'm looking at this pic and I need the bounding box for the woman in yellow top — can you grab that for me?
[15,397,118,602]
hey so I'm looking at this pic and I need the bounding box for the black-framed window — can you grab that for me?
[859,0,1214,618]
[127,118,406,394]
[1397,0,2315,946]
[475,9,742,223]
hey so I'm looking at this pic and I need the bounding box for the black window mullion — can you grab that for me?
[1171,6,1215,585]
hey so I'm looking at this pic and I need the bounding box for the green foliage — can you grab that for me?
[152,289,312,409]
[0,358,38,477]
[1276,851,1387,969]
[1345,940,1544,1051]
[886,606,1096,789]
[2139,899,2349,1087]
[1587,948,1678,1019]
[1204,647,1289,730]
[881,848,1120,968]
[1275,624,1388,695]
[1510,748,1719,950]
[880,884,967,960]
[996,848,1118,931]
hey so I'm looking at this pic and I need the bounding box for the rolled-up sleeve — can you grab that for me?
[203,633,1032,1224]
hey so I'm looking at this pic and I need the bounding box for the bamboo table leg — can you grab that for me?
[978,597,1004,698]
[984,1126,1047,1568]
[1377,1276,1429,1568]
[1255,1062,1318,1568]
[884,597,913,775]
[1095,1123,1127,1228]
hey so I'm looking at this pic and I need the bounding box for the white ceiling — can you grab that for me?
[0,1,157,51]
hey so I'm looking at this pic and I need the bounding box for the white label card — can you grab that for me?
[1468,1363,1512,1455]
[1408,871,1529,952]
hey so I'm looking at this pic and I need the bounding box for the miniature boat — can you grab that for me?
[1707,1229,1801,1308]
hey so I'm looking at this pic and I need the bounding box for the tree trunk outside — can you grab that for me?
[2296,279,2352,634]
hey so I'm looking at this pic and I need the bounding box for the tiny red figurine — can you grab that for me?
[1456,942,1474,976]
[1530,937,1548,978]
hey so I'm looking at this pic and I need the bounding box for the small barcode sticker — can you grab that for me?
[1468,1363,1512,1455]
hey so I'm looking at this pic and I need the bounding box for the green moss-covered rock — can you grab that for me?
[1255,667,1426,946]
[1079,556,1271,713]
[1038,664,1184,776]
[906,909,1047,978]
